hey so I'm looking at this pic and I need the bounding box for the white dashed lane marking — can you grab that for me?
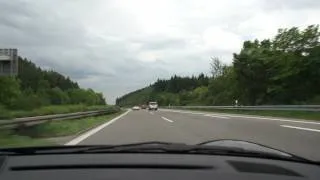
[161,109,320,125]
[65,110,131,145]
[281,125,320,133]
[161,116,173,123]
[204,114,230,119]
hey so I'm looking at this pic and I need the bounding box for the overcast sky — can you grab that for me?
[0,0,319,104]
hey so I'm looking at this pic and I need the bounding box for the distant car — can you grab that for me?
[132,106,140,110]
[148,102,158,110]
[140,104,147,109]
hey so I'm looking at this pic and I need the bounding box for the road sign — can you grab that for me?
[0,49,18,76]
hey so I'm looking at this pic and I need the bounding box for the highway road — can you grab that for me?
[67,109,320,161]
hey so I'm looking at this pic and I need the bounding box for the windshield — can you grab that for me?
[0,0,319,162]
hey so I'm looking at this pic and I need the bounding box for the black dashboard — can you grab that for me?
[0,153,319,180]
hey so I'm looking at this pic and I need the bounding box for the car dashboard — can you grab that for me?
[0,153,319,180]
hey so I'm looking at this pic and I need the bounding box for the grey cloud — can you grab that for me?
[1,0,319,103]
[79,60,172,102]
[0,1,36,19]
[136,37,187,50]
[37,57,116,79]
[261,0,320,10]
[0,1,88,48]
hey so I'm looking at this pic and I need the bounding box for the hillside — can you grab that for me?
[116,74,212,106]
[116,87,153,106]
[116,25,320,107]
[0,57,106,111]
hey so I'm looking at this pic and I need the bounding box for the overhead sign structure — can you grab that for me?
[0,48,18,76]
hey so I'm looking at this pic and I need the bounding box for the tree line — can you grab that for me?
[0,57,106,111]
[116,25,320,106]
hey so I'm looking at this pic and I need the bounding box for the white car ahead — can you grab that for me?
[132,106,141,110]
[148,102,158,110]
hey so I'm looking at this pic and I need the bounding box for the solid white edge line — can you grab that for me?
[161,109,320,125]
[204,114,230,119]
[281,125,320,132]
[64,110,131,145]
[161,116,173,123]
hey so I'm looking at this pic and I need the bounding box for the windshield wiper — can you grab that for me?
[70,142,284,158]
[71,143,313,164]
[0,142,243,155]
[0,142,316,165]
[73,142,190,153]
[0,142,179,155]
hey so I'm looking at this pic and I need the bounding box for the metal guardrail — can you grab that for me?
[166,105,320,112]
[0,109,117,128]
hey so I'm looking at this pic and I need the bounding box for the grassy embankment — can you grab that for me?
[0,106,124,148]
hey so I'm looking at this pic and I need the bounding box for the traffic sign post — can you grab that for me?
[0,49,18,76]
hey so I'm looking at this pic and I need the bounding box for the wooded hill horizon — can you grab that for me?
[116,25,320,107]
[0,56,106,111]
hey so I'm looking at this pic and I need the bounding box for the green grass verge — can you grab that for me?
[0,104,115,120]
[0,129,54,148]
[0,110,124,148]
[173,108,320,121]
[15,110,125,138]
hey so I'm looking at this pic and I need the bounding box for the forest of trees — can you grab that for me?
[116,25,320,106]
[0,57,106,111]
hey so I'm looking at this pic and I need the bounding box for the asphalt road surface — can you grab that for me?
[73,109,320,160]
